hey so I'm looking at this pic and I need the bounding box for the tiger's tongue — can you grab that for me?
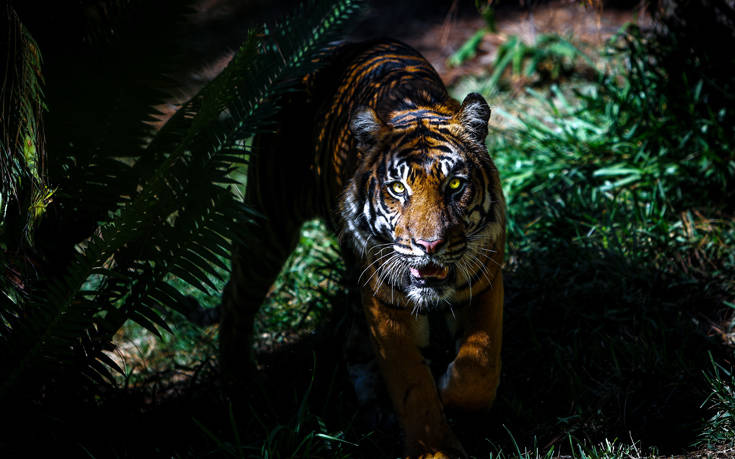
[410,264,448,279]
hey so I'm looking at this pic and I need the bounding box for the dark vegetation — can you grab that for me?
[2,0,735,457]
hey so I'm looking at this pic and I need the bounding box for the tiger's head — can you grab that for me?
[341,92,505,312]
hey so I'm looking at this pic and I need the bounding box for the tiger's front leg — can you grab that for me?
[361,289,466,459]
[439,271,504,411]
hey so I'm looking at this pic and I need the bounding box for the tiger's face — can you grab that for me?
[341,93,505,311]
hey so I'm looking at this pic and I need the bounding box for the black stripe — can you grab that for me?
[390,110,449,123]
[432,145,454,154]
[393,242,412,251]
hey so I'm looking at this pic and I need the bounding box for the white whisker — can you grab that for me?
[358,249,395,285]
[465,253,493,286]
[459,259,473,306]
[374,254,398,293]
[358,252,396,285]
[475,250,501,267]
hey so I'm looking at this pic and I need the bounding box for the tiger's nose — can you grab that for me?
[414,238,445,254]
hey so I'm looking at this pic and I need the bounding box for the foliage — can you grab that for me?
[256,220,346,342]
[472,18,735,456]
[449,29,591,91]
[488,34,592,91]
[0,3,50,243]
[447,1,497,68]
[112,219,347,384]
[698,355,735,448]
[484,433,655,459]
[0,0,363,404]
[488,23,734,267]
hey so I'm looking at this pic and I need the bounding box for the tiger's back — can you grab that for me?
[312,41,451,208]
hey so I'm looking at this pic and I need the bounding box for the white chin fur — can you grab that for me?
[406,285,456,311]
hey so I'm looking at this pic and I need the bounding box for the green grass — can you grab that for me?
[255,219,345,344]
[698,355,735,448]
[460,24,735,457]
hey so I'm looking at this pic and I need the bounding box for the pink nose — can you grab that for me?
[415,238,445,254]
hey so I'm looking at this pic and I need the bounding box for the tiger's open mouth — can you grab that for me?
[405,260,455,307]
[409,262,450,282]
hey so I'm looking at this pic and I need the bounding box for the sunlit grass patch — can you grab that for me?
[110,310,218,387]
[255,219,346,347]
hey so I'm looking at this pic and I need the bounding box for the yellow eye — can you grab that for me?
[390,182,405,195]
[448,177,463,190]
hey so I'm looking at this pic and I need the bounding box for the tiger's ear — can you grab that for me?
[455,92,491,144]
[350,106,386,151]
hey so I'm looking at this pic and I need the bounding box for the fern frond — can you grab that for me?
[35,0,200,270]
[0,0,363,399]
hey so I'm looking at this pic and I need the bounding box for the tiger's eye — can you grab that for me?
[391,182,405,194]
[448,177,462,190]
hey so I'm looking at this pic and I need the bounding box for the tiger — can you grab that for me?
[220,38,506,459]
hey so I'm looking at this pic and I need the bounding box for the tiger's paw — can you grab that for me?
[412,451,465,459]
[405,442,467,459]
[404,428,467,459]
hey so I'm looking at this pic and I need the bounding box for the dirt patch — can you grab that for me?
[381,0,651,86]
[151,0,650,127]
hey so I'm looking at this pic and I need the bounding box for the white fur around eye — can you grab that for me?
[385,180,411,200]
